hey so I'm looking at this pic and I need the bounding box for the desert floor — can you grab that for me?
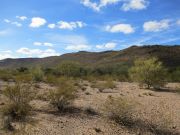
[0,81,179,135]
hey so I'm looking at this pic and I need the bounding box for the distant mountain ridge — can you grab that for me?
[0,45,180,69]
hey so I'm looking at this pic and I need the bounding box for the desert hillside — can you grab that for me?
[0,45,180,69]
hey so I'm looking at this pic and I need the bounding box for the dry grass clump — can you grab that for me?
[49,77,76,112]
[103,96,136,127]
[1,83,35,130]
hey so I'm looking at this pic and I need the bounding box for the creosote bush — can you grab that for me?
[129,57,167,89]
[31,67,44,82]
[1,83,35,121]
[49,77,76,112]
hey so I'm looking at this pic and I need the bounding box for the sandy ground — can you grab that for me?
[0,81,179,135]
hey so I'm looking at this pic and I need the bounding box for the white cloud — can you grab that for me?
[143,19,170,32]
[81,0,120,12]
[58,21,86,30]
[104,42,117,49]
[100,0,120,7]
[16,16,27,21]
[4,19,10,23]
[121,0,149,11]
[43,42,54,47]
[4,19,22,27]
[106,23,135,34]
[81,0,100,11]
[47,34,88,46]
[48,23,56,29]
[81,0,149,11]
[65,44,91,51]
[29,17,47,28]
[96,42,117,49]
[177,19,180,25]
[0,50,14,60]
[33,42,42,46]
[33,42,54,47]
[11,22,22,27]
[17,48,60,58]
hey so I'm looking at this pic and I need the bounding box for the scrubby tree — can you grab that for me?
[129,57,167,89]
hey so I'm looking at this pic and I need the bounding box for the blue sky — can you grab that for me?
[0,0,180,59]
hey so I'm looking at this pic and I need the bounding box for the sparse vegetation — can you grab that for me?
[0,46,179,134]
[49,77,76,112]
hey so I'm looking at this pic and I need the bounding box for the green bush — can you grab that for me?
[129,57,167,89]
[49,77,76,112]
[1,83,35,120]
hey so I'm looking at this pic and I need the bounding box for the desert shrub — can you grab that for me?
[49,77,76,112]
[45,74,59,85]
[129,57,167,89]
[14,73,33,83]
[43,67,54,75]
[170,67,180,82]
[91,79,116,92]
[0,69,13,81]
[31,67,44,82]
[16,67,28,73]
[1,83,35,121]
[55,61,87,77]
[103,96,136,127]
[84,75,97,83]
[104,79,116,89]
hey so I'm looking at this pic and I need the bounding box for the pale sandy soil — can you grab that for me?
[0,81,179,135]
